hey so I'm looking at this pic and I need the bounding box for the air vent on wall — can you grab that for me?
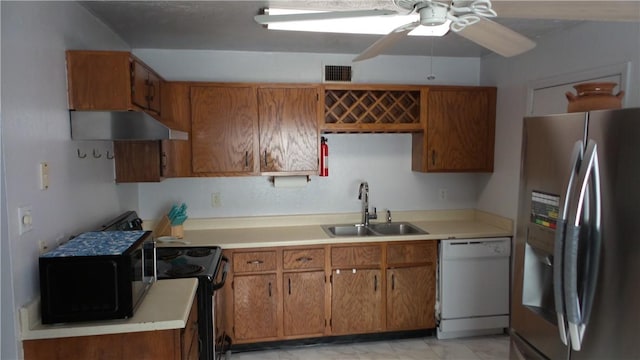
[324,65,352,82]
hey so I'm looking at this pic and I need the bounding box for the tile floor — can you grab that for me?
[231,334,510,360]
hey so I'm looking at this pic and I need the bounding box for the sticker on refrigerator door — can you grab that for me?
[530,191,559,229]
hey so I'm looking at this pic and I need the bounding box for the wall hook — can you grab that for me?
[106,150,114,160]
[92,149,102,159]
[77,149,87,159]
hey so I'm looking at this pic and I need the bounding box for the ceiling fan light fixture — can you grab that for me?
[263,8,417,35]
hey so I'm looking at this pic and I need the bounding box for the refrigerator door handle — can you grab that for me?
[553,140,584,346]
[565,140,602,351]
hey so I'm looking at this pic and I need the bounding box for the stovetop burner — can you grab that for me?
[166,264,205,277]
[157,248,182,261]
[186,248,212,257]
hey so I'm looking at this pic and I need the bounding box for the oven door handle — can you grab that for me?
[212,255,229,291]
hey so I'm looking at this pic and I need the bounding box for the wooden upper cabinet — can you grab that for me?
[132,60,162,114]
[114,141,162,183]
[161,82,192,178]
[257,87,319,175]
[191,86,259,175]
[66,50,163,115]
[413,86,496,172]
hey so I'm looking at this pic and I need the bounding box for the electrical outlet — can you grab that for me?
[439,188,448,201]
[38,240,48,254]
[211,192,222,208]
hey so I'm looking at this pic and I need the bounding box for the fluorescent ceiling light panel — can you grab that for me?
[265,8,450,36]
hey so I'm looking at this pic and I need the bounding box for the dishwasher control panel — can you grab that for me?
[441,238,511,259]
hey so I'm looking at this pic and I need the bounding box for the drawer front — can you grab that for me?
[234,251,277,273]
[387,241,437,265]
[283,248,325,270]
[331,245,381,267]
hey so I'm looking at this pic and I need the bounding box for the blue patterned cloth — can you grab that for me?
[41,231,148,257]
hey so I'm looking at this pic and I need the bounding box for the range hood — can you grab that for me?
[70,111,188,141]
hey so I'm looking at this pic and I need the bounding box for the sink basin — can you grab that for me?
[322,224,377,237]
[368,222,427,236]
[322,222,427,237]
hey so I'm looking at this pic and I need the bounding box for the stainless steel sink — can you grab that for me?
[368,222,426,235]
[322,224,377,237]
[322,222,427,237]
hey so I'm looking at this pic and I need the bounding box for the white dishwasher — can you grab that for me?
[437,237,511,339]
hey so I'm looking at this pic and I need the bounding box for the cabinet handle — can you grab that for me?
[288,278,291,295]
[247,259,264,265]
[295,257,313,262]
[245,151,249,168]
[374,275,378,292]
[264,150,268,167]
[432,150,436,166]
[268,282,272,297]
[391,274,395,291]
[161,152,167,169]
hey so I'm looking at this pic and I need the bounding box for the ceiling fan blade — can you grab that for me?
[353,21,419,62]
[455,17,536,57]
[491,1,640,21]
[255,9,396,24]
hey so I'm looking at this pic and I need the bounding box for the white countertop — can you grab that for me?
[21,278,198,341]
[149,209,513,249]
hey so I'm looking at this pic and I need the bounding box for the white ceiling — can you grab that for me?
[80,0,583,58]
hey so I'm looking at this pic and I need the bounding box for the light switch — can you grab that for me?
[18,206,33,235]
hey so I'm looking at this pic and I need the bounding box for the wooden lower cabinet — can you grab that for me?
[386,265,436,331]
[233,274,278,341]
[225,241,437,346]
[23,298,198,360]
[331,268,383,335]
[283,271,326,337]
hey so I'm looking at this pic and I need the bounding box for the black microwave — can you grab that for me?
[39,230,155,324]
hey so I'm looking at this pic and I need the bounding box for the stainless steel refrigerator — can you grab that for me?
[511,108,640,359]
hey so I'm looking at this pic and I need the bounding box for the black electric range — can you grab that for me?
[156,246,230,360]
[100,211,230,360]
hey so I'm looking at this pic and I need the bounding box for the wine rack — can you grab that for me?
[322,88,423,133]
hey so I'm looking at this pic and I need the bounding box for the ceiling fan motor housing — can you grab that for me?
[418,5,448,26]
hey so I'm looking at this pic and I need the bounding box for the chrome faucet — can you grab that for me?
[358,182,377,226]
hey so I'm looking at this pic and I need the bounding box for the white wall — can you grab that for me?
[477,21,640,220]
[133,49,482,220]
[1,2,133,358]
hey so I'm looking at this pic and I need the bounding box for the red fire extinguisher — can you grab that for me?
[320,137,329,177]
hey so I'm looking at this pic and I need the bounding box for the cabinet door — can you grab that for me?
[386,265,436,331]
[331,269,382,335]
[191,86,259,175]
[283,271,325,337]
[66,50,132,110]
[161,82,191,178]
[132,60,161,114]
[114,141,162,183]
[233,274,278,341]
[425,88,496,172]
[257,87,318,174]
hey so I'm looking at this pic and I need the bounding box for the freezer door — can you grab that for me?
[512,113,586,360]
[570,108,640,359]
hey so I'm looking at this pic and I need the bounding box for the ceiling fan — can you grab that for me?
[254,0,640,61]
